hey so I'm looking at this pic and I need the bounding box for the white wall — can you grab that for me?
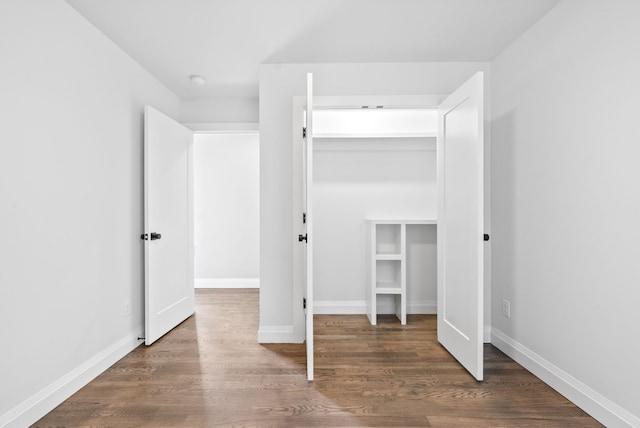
[181,96,258,124]
[491,1,640,426]
[0,1,180,426]
[194,133,260,287]
[313,142,437,313]
[259,62,491,342]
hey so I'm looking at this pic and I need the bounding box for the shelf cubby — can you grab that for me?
[366,218,436,325]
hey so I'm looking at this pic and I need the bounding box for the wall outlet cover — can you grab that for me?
[501,299,511,318]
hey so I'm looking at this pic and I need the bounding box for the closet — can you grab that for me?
[311,108,438,323]
[294,71,485,382]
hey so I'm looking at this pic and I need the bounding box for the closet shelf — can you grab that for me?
[376,254,402,261]
[314,133,436,139]
[368,218,437,225]
[313,137,436,152]
[375,285,402,295]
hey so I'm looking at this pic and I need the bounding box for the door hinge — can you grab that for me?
[484,234,490,241]
[303,212,307,224]
[298,234,308,243]
[303,298,306,309]
[302,127,307,139]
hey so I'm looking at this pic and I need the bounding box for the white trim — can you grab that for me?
[314,300,367,314]
[302,94,446,109]
[194,278,260,289]
[257,325,300,344]
[313,300,437,315]
[491,328,640,428]
[183,122,259,133]
[0,331,143,428]
[408,300,437,314]
[483,325,491,344]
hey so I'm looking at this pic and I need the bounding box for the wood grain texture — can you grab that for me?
[33,289,602,427]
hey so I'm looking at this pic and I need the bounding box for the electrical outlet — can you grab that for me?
[124,300,131,317]
[501,299,511,318]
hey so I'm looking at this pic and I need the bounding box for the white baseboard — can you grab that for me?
[407,300,437,314]
[314,300,367,314]
[257,325,302,343]
[0,330,144,428]
[195,278,259,289]
[491,328,639,428]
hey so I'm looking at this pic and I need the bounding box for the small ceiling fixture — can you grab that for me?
[190,75,206,85]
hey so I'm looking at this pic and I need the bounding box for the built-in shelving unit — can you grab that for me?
[366,219,437,325]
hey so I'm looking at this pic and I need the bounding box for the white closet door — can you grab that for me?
[144,105,194,345]
[303,73,315,381]
[437,72,484,381]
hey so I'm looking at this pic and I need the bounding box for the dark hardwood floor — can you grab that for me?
[34,289,602,427]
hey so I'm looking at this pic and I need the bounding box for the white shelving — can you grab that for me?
[366,219,437,325]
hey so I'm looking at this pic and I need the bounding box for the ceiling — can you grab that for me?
[65,0,561,100]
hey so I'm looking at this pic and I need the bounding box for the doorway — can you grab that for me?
[311,107,438,317]
[193,131,260,291]
[292,98,442,381]
[292,95,446,348]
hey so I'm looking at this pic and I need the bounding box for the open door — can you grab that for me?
[301,73,314,381]
[437,72,484,381]
[143,105,195,345]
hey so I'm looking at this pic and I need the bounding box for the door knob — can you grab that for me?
[140,233,162,241]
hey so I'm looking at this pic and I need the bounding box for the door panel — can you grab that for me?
[144,105,194,345]
[437,72,484,380]
[304,73,314,381]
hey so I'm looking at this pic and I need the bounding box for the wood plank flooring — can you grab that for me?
[34,289,602,427]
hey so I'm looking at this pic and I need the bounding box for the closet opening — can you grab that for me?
[310,106,438,323]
